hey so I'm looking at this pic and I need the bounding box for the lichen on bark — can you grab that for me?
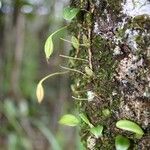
[69,0,150,149]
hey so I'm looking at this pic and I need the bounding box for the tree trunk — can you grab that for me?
[0,2,5,99]
[69,0,150,149]
[10,5,25,100]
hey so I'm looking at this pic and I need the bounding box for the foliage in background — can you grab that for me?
[0,0,80,149]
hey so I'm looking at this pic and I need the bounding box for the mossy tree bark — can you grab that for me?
[69,0,150,149]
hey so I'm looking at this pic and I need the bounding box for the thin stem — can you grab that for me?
[74,89,89,93]
[59,54,88,62]
[51,26,68,37]
[40,71,68,84]
[87,4,95,69]
[72,96,88,101]
[60,65,87,76]
[80,9,90,13]
[60,38,88,46]
[60,38,72,44]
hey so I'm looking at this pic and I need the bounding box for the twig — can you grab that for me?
[60,65,87,76]
[72,96,88,101]
[59,54,88,62]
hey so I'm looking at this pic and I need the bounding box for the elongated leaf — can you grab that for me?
[71,36,79,49]
[115,135,130,150]
[44,26,67,60]
[116,120,144,138]
[59,114,79,126]
[90,125,103,138]
[36,82,44,103]
[79,113,93,128]
[44,35,53,60]
[63,7,80,21]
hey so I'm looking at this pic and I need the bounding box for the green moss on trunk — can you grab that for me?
[69,0,150,149]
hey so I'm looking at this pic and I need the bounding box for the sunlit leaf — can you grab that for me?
[116,120,144,138]
[59,114,79,126]
[85,66,94,76]
[44,35,53,60]
[36,82,44,103]
[90,125,103,138]
[71,36,79,49]
[79,113,93,128]
[63,7,80,21]
[115,135,130,150]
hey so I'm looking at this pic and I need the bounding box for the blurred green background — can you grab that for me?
[0,0,81,149]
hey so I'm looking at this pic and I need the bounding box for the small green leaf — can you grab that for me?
[44,35,53,60]
[116,120,144,138]
[36,82,44,103]
[79,113,93,128]
[82,34,90,47]
[59,114,79,126]
[85,66,94,76]
[102,109,111,117]
[63,7,80,21]
[71,36,79,49]
[115,135,130,150]
[90,125,103,138]
[44,26,67,60]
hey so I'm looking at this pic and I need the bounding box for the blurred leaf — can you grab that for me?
[79,113,93,128]
[19,101,29,116]
[3,100,23,134]
[8,134,32,150]
[21,138,32,150]
[71,36,79,49]
[4,100,17,118]
[36,82,44,103]
[115,135,130,150]
[59,114,79,126]
[90,125,103,138]
[44,35,54,61]
[63,7,80,21]
[8,134,18,150]
[116,120,144,138]
[34,121,61,150]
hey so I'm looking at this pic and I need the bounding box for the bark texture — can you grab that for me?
[69,0,150,149]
